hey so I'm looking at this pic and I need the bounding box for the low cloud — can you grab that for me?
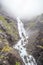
[1,0,43,20]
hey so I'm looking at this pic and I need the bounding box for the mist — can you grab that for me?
[1,0,43,20]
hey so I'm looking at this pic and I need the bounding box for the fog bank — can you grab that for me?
[1,0,43,20]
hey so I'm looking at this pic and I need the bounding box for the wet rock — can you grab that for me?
[0,15,19,46]
[7,53,24,65]
[0,15,22,65]
[24,56,28,63]
[32,24,43,65]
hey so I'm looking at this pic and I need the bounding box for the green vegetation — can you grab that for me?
[16,62,20,65]
[0,15,19,42]
[0,15,21,65]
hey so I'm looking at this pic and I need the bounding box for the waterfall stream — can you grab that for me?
[13,17,37,65]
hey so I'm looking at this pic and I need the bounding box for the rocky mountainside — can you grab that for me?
[24,14,43,31]
[26,14,43,65]
[0,14,24,65]
[0,14,19,46]
[0,13,43,65]
[32,27,43,65]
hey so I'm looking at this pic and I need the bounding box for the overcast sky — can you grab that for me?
[1,0,43,20]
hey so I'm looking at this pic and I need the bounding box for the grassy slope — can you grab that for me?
[0,15,19,46]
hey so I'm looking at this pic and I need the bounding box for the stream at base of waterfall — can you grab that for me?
[13,17,37,65]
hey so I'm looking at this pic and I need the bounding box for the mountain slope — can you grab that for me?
[0,15,19,46]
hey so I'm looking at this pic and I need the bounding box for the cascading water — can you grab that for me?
[13,17,37,65]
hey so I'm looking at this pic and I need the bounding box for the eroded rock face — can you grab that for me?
[32,23,43,65]
[25,22,43,65]
[7,53,24,65]
[0,15,24,65]
[0,15,20,46]
[0,50,24,65]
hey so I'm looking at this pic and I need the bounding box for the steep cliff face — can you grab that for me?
[0,14,43,65]
[0,15,19,46]
[32,22,43,65]
[25,14,43,65]
[0,15,24,65]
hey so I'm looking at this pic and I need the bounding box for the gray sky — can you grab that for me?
[1,0,43,20]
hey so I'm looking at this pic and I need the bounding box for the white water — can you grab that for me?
[13,17,37,65]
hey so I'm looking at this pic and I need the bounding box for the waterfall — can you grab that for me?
[13,17,37,65]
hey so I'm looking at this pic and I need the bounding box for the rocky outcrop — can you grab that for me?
[0,15,20,46]
[0,15,24,65]
[32,23,43,65]
[26,15,43,65]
